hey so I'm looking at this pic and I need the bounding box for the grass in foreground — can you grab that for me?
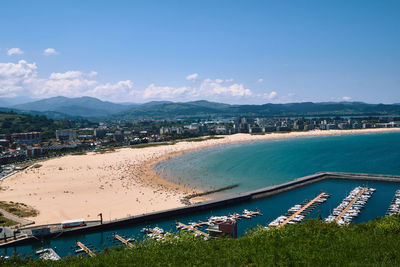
[0,201,39,218]
[3,216,400,266]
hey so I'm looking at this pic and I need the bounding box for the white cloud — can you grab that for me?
[43,48,59,56]
[0,60,37,96]
[186,73,199,81]
[89,80,134,99]
[49,71,83,80]
[257,78,264,83]
[263,91,277,100]
[88,71,98,78]
[7,48,24,56]
[198,78,252,97]
[143,77,253,101]
[0,60,135,101]
[0,59,259,103]
[144,84,190,99]
[342,96,352,101]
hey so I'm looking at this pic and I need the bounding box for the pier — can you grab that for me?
[113,234,134,248]
[36,248,61,261]
[148,228,164,239]
[277,192,329,228]
[176,222,210,239]
[325,186,375,225]
[386,189,400,216]
[76,241,95,257]
[335,187,367,222]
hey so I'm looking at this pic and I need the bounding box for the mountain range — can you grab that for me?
[1,96,400,121]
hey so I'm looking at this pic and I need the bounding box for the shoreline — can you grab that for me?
[0,128,399,225]
[149,127,400,189]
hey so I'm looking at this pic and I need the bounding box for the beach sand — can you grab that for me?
[1,128,399,225]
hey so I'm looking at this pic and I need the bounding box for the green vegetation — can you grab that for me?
[0,213,18,227]
[4,216,400,266]
[0,111,94,141]
[112,100,400,120]
[0,201,39,218]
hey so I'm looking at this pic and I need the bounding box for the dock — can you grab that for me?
[386,189,400,216]
[113,234,134,248]
[185,210,262,229]
[277,192,328,228]
[36,248,61,261]
[176,222,210,239]
[76,241,95,257]
[335,187,367,222]
[147,228,165,239]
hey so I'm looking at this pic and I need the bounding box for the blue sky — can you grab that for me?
[0,0,399,104]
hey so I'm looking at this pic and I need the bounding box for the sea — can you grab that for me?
[155,132,400,194]
[2,132,400,258]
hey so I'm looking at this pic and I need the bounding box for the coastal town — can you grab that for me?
[1,116,399,176]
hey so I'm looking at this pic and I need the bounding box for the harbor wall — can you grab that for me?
[35,172,400,237]
[3,172,400,248]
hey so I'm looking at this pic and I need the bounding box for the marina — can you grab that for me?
[325,186,375,225]
[1,176,400,259]
[269,192,330,227]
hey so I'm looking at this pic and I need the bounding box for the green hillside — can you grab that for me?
[0,111,93,140]
[113,101,400,120]
[4,216,400,266]
[12,96,135,118]
[5,96,400,120]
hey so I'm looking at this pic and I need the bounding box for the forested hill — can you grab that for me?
[0,111,93,140]
[112,101,400,120]
[3,96,400,120]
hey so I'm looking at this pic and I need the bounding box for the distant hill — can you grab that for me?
[0,107,81,120]
[112,101,400,120]
[13,96,135,118]
[4,96,400,120]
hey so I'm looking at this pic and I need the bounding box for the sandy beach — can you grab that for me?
[1,128,400,226]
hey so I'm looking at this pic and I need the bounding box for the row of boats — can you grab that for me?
[386,189,400,216]
[325,186,375,225]
[177,209,261,230]
[268,192,330,227]
[140,227,169,240]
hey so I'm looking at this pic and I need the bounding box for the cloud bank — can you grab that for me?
[0,60,282,103]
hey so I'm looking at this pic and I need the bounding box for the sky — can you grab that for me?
[0,0,399,104]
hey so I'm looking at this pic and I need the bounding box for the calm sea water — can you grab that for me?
[155,132,400,194]
[2,132,400,258]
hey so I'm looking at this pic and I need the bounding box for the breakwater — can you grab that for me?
[2,171,400,249]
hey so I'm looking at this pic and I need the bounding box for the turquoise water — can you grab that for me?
[2,132,400,258]
[155,132,400,194]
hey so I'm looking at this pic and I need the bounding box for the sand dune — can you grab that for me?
[1,128,399,225]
